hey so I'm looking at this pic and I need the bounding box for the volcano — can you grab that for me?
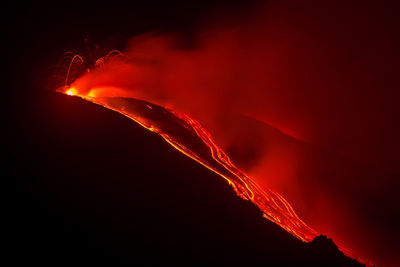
[5,91,363,266]
[4,0,400,266]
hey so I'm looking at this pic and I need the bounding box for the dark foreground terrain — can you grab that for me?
[5,92,363,266]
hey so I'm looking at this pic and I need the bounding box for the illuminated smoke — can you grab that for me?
[57,1,399,266]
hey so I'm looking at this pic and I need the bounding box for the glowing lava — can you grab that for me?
[66,87,77,96]
[60,83,366,264]
[64,86,318,238]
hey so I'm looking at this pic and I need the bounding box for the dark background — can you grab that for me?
[3,0,394,265]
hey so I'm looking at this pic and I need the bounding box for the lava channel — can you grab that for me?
[59,87,362,264]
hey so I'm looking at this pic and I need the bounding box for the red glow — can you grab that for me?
[56,2,400,266]
[66,87,77,96]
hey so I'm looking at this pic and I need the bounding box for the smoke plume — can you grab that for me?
[70,1,400,265]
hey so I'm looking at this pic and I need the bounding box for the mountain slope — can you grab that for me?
[5,92,363,266]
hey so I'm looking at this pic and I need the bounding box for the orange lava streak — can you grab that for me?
[173,111,318,241]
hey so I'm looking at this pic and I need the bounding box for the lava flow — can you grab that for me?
[47,2,400,265]
[53,37,372,263]
[61,87,318,242]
